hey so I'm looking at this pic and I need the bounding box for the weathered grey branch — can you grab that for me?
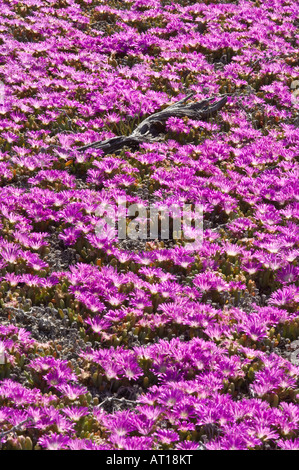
[77,93,227,154]
[0,418,32,440]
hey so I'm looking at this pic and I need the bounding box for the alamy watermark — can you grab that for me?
[95,198,203,250]
[0,81,5,106]
[0,344,5,365]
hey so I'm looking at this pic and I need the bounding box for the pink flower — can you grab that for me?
[38,433,71,450]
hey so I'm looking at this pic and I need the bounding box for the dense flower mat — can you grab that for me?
[0,0,298,450]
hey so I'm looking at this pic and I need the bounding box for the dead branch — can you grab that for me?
[0,419,32,440]
[77,92,227,154]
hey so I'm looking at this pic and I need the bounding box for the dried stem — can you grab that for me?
[77,93,227,154]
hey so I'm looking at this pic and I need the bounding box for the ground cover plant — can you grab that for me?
[0,0,298,451]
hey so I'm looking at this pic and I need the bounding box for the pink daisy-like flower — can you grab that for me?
[277,438,299,450]
[38,433,71,450]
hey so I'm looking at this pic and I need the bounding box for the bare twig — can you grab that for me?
[196,442,208,450]
[210,222,232,232]
[256,164,279,176]
[0,418,32,440]
[76,93,227,154]
[97,396,137,408]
